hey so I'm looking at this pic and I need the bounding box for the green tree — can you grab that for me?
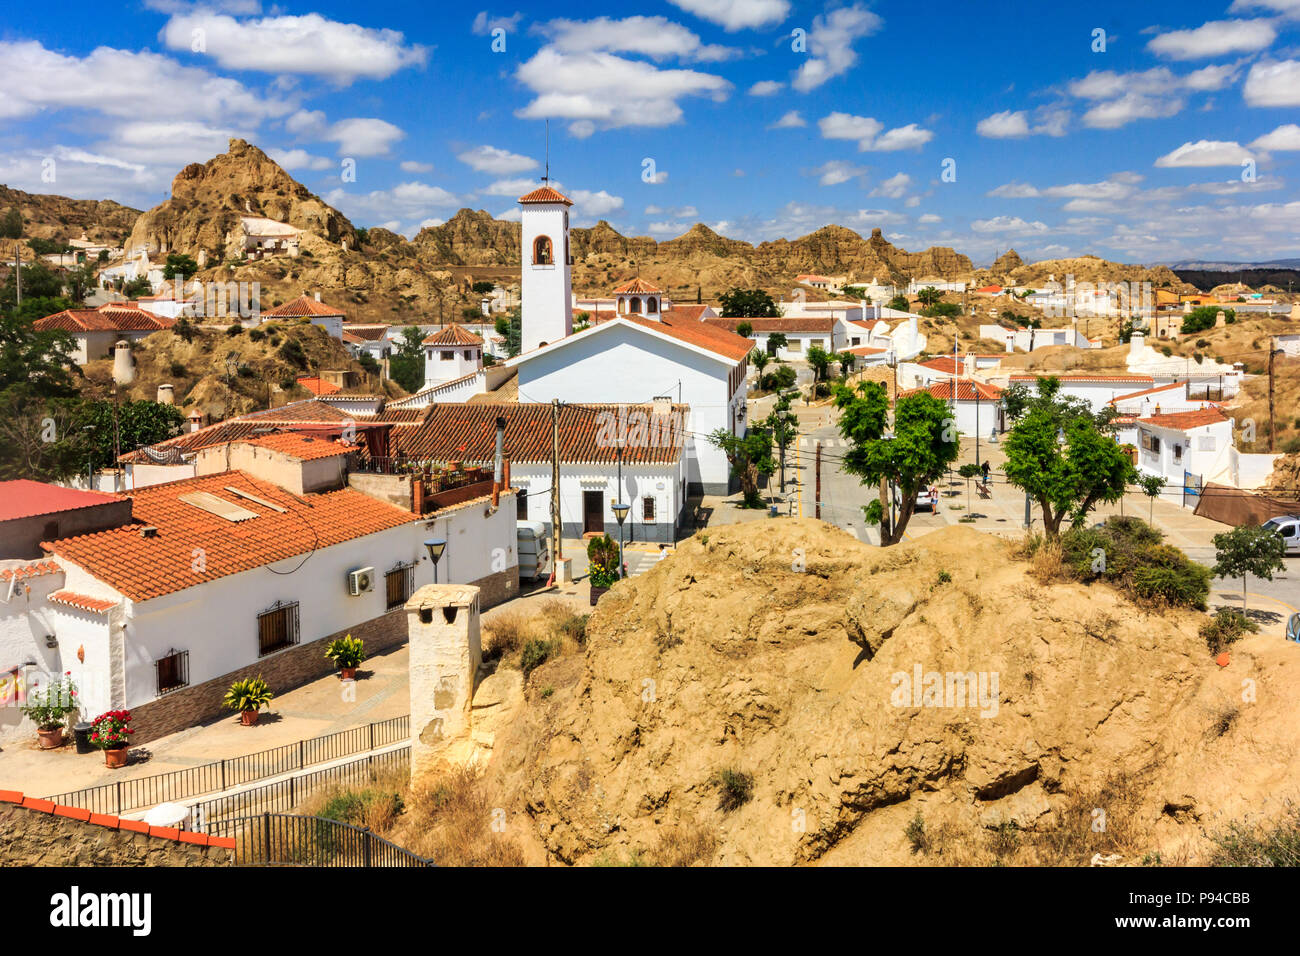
[760,364,797,392]
[916,286,942,307]
[494,308,521,357]
[837,351,856,378]
[749,348,770,376]
[0,390,85,480]
[65,264,97,304]
[78,399,185,468]
[1182,306,1234,335]
[471,280,495,295]
[764,390,798,492]
[887,294,910,312]
[388,325,426,393]
[0,208,22,240]
[958,462,982,513]
[1002,378,1136,539]
[708,428,775,508]
[735,320,754,339]
[806,344,831,382]
[719,288,779,318]
[833,382,959,545]
[1211,524,1286,614]
[1139,473,1165,522]
[121,276,152,298]
[162,253,199,280]
[765,332,787,356]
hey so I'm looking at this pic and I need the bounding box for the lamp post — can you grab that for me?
[612,501,629,579]
[424,538,447,584]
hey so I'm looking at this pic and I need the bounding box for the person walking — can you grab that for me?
[981,460,991,487]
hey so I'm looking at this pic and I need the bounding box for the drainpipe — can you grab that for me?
[412,477,424,516]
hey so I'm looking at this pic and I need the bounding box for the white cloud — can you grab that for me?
[160,12,428,84]
[1155,140,1255,167]
[1252,123,1300,150]
[457,145,538,175]
[471,11,524,35]
[1244,60,1300,107]
[481,177,542,196]
[817,112,931,151]
[1082,93,1183,129]
[976,108,1068,139]
[537,16,738,62]
[646,221,685,235]
[870,172,911,199]
[1146,19,1276,60]
[988,182,1041,198]
[269,148,332,171]
[917,213,942,224]
[107,120,251,167]
[665,0,790,31]
[325,181,461,228]
[0,40,289,123]
[400,160,434,173]
[570,188,624,217]
[748,80,783,96]
[769,110,806,128]
[327,118,405,157]
[569,120,596,139]
[645,204,698,217]
[1068,65,1238,128]
[515,48,730,133]
[792,4,884,92]
[971,216,1049,234]
[812,160,866,186]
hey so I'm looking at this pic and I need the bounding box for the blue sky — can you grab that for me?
[3,0,1299,265]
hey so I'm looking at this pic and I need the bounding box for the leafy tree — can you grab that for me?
[735,320,753,339]
[1211,524,1286,614]
[0,208,22,240]
[0,389,85,480]
[837,351,856,377]
[916,286,942,307]
[471,280,495,295]
[1002,378,1136,539]
[97,249,110,264]
[764,389,798,491]
[765,332,787,356]
[958,462,982,512]
[121,276,153,298]
[1139,473,1165,522]
[162,253,199,280]
[841,285,866,299]
[27,237,71,257]
[353,227,369,247]
[760,364,797,392]
[78,399,184,468]
[65,264,97,304]
[1182,306,1233,335]
[806,344,831,382]
[833,382,959,545]
[388,325,426,393]
[719,288,779,318]
[708,427,775,508]
[921,302,961,319]
[494,308,521,357]
[357,351,379,375]
[887,294,911,312]
[749,348,769,375]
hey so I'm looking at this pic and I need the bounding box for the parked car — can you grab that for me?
[1262,515,1300,556]
[516,520,553,581]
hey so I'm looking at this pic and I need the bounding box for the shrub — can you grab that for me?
[20,673,79,730]
[248,328,266,342]
[905,811,929,854]
[169,361,187,377]
[279,338,307,368]
[1054,516,1209,609]
[223,675,273,713]
[1200,607,1258,655]
[226,323,244,336]
[482,610,530,657]
[324,634,366,669]
[713,768,754,812]
[556,612,590,645]
[520,638,558,678]
[1207,804,1300,866]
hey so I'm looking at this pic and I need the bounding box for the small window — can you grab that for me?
[629,297,642,314]
[440,351,454,361]
[533,235,553,265]
[464,349,472,360]
[257,601,300,657]
[642,496,655,522]
[646,297,658,314]
[155,649,189,696]
[385,562,415,611]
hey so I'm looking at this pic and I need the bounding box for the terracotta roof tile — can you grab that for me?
[340,324,389,342]
[0,560,62,582]
[1137,408,1229,430]
[518,185,573,205]
[0,481,122,523]
[626,315,751,362]
[705,317,837,334]
[264,295,346,318]
[1008,373,1153,384]
[34,303,176,333]
[48,590,117,613]
[901,381,1005,402]
[612,277,662,294]
[45,471,416,602]
[394,403,686,465]
[241,432,359,461]
[1109,380,1187,403]
[295,376,341,396]
[422,324,483,347]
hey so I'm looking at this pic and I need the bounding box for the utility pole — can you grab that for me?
[814,442,822,519]
[551,399,562,572]
[1268,344,1277,452]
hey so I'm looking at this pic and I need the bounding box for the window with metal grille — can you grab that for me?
[643,496,656,521]
[155,648,189,695]
[385,561,416,610]
[257,601,300,657]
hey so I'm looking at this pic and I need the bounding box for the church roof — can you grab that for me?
[518,185,573,205]
[612,278,662,295]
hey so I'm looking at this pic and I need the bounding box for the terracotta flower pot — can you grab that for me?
[240,709,260,726]
[340,666,356,681]
[104,746,128,769]
[37,727,65,750]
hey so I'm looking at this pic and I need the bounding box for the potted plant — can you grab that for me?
[20,672,79,749]
[325,634,366,680]
[223,676,273,725]
[587,534,620,606]
[89,710,132,768]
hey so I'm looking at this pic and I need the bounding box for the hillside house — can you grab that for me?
[263,293,344,339]
[33,302,176,364]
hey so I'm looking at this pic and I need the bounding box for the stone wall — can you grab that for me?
[0,795,232,866]
[347,472,412,509]
[129,607,409,745]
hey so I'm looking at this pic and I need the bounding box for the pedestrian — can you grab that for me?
[981,460,990,486]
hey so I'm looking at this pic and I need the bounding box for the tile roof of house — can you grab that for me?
[263,294,346,318]
[1008,373,1154,384]
[612,277,662,295]
[0,481,123,523]
[422,324,483,346]
[295,376,342,396]
[626,314,752,362]
[1108,380,1187,403]
[1137,408,1230,431]
[340,324,389,341]
[394,403,686,465]
[846,346,888,356]
[44,471,416,602]
[0,560,62,582]
[518,185,573,205]
[0,790,236,851]
[901,381,1005,402]
[241,432,360,460]
[33,303,176,333]
[705,317,837,334]
[117,400,358,463]
[48,590,117,613]
[661,304,710,322]
[918,357,965,374]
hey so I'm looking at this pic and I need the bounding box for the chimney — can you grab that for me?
[963,353,976,378]
[653,395,672,417]
[314,291,321,302]
[157,383,174,405]
[112,340,135,386]
[1129,331,1145,361]
[187,409,204,433]
[412,478,424,517]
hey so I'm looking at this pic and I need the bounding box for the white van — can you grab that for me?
[516,520,553,581]
[1263,515,1300,556]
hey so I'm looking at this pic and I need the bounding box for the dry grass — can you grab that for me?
[396,765,527,867]
[1027,538,1066,584]
[649,822,719,867]
[482,599,590,671]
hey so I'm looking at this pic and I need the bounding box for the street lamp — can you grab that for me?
[423,538,447,583]
[611,501,630,579]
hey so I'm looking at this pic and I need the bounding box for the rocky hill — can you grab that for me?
[0,184,140,263]
[474,519,1300,866]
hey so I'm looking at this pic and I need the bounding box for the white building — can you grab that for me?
[907,278,967,295]
[1133,408,1235,501]
[1006,373,1156,415]
[979,323,1098,352]
[423,324,483,385]
[33,302,176,364]
[899,380,1006,436]
[519,185,573,353]
[706,316,846,361]
[263,293,345,339]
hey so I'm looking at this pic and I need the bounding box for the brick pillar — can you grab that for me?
[406,584,481,778]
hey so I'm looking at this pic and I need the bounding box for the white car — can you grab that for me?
[1262,515,1300,556]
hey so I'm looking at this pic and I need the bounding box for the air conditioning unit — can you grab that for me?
[347,567,375,595]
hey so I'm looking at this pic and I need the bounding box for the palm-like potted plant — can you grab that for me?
[223,676,273,726]
[89,710,132,768]
[20,672,79,749]
[325,634,366,680]
[587,534,620,606]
